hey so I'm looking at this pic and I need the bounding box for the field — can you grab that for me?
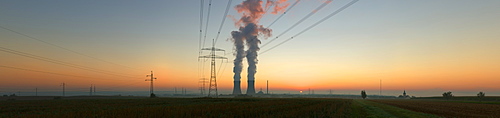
[1,97,500,117]
[370,99,500,117]
[1,97,353,117]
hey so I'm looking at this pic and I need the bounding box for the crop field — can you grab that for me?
[2,97,500,117]
[0,98,354,117]
[370,99,500,117]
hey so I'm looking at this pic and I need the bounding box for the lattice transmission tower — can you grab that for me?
[199,39,227,98]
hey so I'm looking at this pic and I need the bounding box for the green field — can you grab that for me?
[1,97,499,117]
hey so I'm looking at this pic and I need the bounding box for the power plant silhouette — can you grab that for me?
[230,0,279,95]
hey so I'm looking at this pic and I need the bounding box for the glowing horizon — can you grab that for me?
[1,0,499,97]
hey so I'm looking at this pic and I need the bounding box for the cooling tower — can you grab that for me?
[232,81,241,95]
[246,80,255,95]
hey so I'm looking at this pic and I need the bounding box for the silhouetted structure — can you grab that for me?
[199,78,207,95]
[61,82,65,96]
[146,71,157,97]
[361,90,367,99]
[398,90,410,98]
[199,39,227,98]
[257,88,264,94]
[90,84,93,96]
[266,80,269,94]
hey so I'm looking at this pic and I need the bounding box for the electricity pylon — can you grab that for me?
[199,78,207,95]
[146,71,157,95]
[199,39,227,98]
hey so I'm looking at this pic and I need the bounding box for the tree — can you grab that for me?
[361,90,367,99]
[442,91,453,100]
[477,92,485,102]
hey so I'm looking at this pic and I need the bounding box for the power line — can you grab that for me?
[0,25,143,71]
[216,59,228,78]
[261,0,332,48]
[214,0,233,44]
[198,0,205,85]
[266,0,301,28]
[260,0,359,55]
[0,65,122,81]
[202,0,213,50]
[145,71,157,95]
[99,80,144,91]
[198,0,204,59]
[212,0,232,81]
[0,47,140,78]
[199,39,227,98]
[199,0,211,84]
[0,47,141,78]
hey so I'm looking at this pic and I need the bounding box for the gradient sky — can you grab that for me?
[1,0,499,97]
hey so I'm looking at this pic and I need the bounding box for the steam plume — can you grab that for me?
[231,30,244,95]
[231,0,288,95]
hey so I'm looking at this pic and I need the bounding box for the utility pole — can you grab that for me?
[94,85,96,95]
[198,39,227,98]
[145,71,157,96]
[35,88,38,96]
[61,83,65,97]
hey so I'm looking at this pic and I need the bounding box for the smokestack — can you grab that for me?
[231,0,288,95]
[266,80,268,94]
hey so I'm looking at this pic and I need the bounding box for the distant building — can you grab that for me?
[398,90,410,98]
[257,88,264,94]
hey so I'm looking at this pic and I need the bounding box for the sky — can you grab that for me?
[1,0,499,97]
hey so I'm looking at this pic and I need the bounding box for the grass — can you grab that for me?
[347,99,368,117]
[354,99,441,118]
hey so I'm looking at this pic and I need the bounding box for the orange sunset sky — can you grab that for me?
[1,0,499,96]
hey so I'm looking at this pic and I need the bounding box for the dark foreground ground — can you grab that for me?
[1,96,499,117]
